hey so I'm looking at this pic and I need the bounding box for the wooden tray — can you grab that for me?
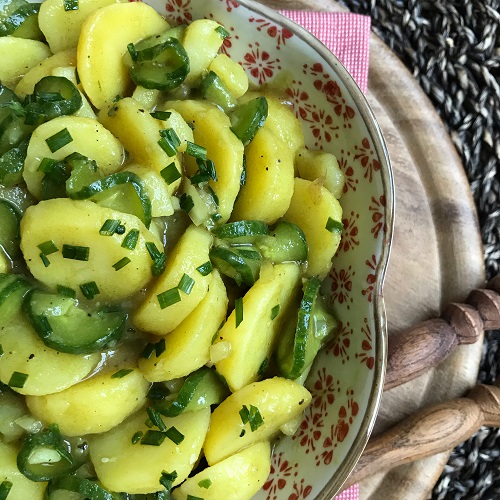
[257,0,486,498]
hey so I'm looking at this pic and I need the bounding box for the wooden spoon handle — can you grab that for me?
[342,384,500,490]
[385,276,500,391]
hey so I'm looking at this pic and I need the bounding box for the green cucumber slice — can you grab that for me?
[153,367,229,417]
[25,289,127,354]
[0,136,28,187]
[229,96,268,146]
[0,273,31,322]
[0,2,43,40]
[276,277,338,379]
[45,476,114,500]
[256,220,308,263]
[209,245,260,287]
[0,84,31,156]
[199,71,236,111]
[0,199,20,259]
[211,220,269,244]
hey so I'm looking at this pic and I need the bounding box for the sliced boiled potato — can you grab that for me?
[139,270,227,381]
[0,441,46,499]
[25,368,150,436]
[15,48,76,98]
[231,126,294,224]
[204,377,311,465]
[172,441,271,500]
[89,407,210,494]
[39,0,125,54]
[23,116,124,200]
[284,177,343,278]
[0,37,51,86]
[182,19,225,86]
[296,147,345,199]
[215,263,301,392]
[0,389,30,443]
[167,99,244,222]
[131,86,160,111]
[77,2,169,109]
[0,315,99,396]
[98,98,183,194]
[133,225,213,335]
[20,198,162,301]
[209,54,249,99]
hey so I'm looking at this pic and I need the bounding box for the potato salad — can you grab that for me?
[0,0,345,498]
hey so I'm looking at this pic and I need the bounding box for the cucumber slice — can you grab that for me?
[276,277,338,379]
[0,273,31,322]
[199,70,236,111]
[211,220,269,244]
[153,367,229,417]
[25,289,127,354]
[0,84,31,156]
[229,96,268,146]
[256,220,308,263]
[0,198,20,259]
[0,2,43,40]
[0,136,28,187]
[209,245,260,287]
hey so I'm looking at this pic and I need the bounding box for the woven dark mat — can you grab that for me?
[338,0,500,498]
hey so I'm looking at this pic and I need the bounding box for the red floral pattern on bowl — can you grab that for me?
[146,0,393,497]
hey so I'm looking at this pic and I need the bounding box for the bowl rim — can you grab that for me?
[233,0,394,496]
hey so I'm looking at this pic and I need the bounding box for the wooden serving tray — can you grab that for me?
[257,0,486,498]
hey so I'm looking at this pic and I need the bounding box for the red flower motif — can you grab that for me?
[264,452,299,500]
[308,108,339,148]
[309,366,341,414]
[242,43,280,84]
[165,0,192,24]
[329,266,355,308]
[338,152,359,193]
[354,137,381,182]
[293,410,323,453]
[362,254,377,302]
[326,321,353,364]
[369,194,387,238]
[289,479,314,499]
[338,211,359,253]
[285,84,311,121]
[249,18,293,49]
[224,0,239,12]
[356,318,374,369]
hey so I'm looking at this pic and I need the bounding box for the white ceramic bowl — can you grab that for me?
[147,0,394,497]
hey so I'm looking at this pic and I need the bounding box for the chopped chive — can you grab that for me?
[62,244,89,261]
[270,304,280,320]
[205,159,217,182]
[127,42,138,62]
[0,481,13,500]
[140,430,166,446]
[325,217,343,234]
[141,343,155,359]
[157,288,181,309]
[112,257,131,271]
[147,407,167,432]
[145,241,166,276]
[147,383,170,400]
[37,240,58,255]
[165,426,184,445]
[150,111,172,120]
[179,193,194,213]
[8,371,28,389]
[57,285,76,298]
[37,157,58,173]
[160,471,178,490]
[206,185,219,206]
[196,261,213,276]
[239,405,250,424]
[186,141,207,160]
[155,338,166,357]
[190,171,211,185]
[248,404,264,431]
[145,241,162,261]
[39,253,50,267]
[131,431,143,444]
[158,129,181,157]
[215,25,230,39]
[178,273,194,295]
[235,297,243,327]
[111,368,133,379]
[257,357,268,376]
[186,496,204,500]
[0,344,3,357]
[121,229,140,250]
[80,281,99,300]
[64,0,78,10]
[45,128,73,153]
[160,162,181,185]
[198,478,212,489]
[99,219,121,236]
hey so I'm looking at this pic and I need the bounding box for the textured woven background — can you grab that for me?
[337,0,499,498]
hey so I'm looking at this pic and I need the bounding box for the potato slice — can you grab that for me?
[89,407,210,494]
[20,198,162,301]
[26,368,150,436]
[204,377,311,465]
[0,441,46,499]
[167,100,244,222]
[209,54,249,99]
[98,98,184,194]
[231,126,294,224]
[215,263,301,392]
[0,315,99,396]
[77,2,169,109]
[284,177,343,278]
[133,225,213,335]
[15,48,76,98]
[39,0,124,54]
[23,116,124,200]
[0,37,51,86]
[139,270,227,381]
[172,441,271,500]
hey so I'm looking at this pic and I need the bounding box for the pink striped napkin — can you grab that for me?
[278,11,370,500]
